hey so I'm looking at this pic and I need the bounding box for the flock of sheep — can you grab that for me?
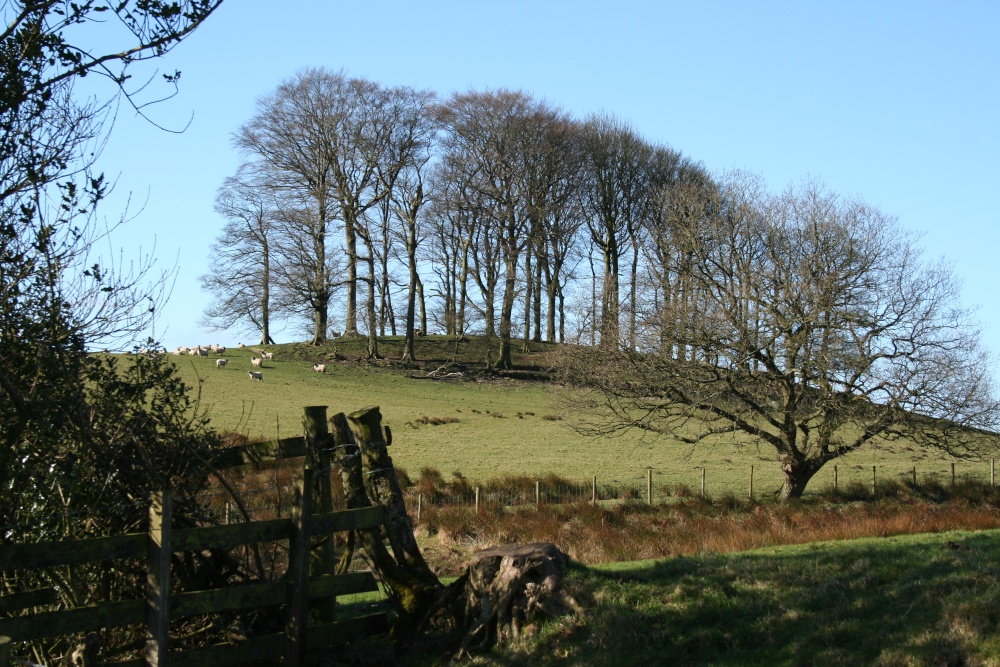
[169,343,327,382]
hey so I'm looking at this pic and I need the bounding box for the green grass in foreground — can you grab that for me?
[461,528,1000,667]
[154,338,993,499]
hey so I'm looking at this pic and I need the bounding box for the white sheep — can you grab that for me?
[216,358,228,368]
[178,346,189,354]
[197,347,209,357]
[248,370,263,381]
[214,346,226,355]
[172,349,183,356]
[251,357,262,367]
[237,342,245,348]
[313,363,326,373]
[262,351,274,360]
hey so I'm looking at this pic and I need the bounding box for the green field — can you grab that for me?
[462,528,1000,666]
[160,338,991,499]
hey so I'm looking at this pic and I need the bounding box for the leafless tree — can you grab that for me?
[234,68,343,344]
[378,87,437,362]
[438,89,570,368]
[579,114,653,350]
[200,172,277,344]
[565,174,1000,500]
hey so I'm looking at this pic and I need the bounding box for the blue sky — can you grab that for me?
[91,1,1000,362]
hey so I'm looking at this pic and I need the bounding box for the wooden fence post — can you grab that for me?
[701,468,706,499]
[303,406,335,622]
[912,467,917,487]
[286,468,314,666]
[416,493,422,524]
[592,476,597,505]
[647,468,653,505]
[834,465,839,493]
[146,490,172,667]
[951,462,956,489]
[535,480,540,509]
[872,466,876,496]
[749,466,754,501]
[475,487,480,515]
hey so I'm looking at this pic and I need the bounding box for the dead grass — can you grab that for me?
[414,484,1000,576]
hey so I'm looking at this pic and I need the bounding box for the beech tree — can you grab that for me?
[200,172,277,344]
[566,175,1000,500]
[579,114,653,349]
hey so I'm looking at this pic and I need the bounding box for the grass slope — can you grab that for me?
[463,528,1000,666]
[160,337,990,499]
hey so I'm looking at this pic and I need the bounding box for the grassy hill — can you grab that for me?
[159,336,991,499]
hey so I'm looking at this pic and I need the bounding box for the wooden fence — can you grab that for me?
[0,406,389,667]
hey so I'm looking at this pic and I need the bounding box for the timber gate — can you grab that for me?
[0,406,388,666]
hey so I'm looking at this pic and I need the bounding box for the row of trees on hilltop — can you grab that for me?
[199,68,707,367]
[200,67,1000,500]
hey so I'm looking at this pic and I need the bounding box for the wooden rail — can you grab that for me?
[2,460,388,667]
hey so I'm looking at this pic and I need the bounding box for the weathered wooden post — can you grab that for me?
[286,467,314,666]
[701,468,706,499]
[592,476,597,505]
[303,406,335,621]
[535,480,540,509]
[647,468,653,505]
[475,487,480,515]
[951,462,956,489]
[341,406,443,636]
[146,491,172,667]
[872,466,877,496]
[749,466,754,501]
[416,493,423,524]
[834,465,839,493]
[913,467,917,487]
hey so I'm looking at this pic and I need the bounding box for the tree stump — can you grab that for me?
[456,542,580,654]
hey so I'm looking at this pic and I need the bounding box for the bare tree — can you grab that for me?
[566,175,1000,500]
[580,114,653,350]
[438,90,569,368]
[234,68,343,344]
[200,172,277,344]
[378,87,437,362]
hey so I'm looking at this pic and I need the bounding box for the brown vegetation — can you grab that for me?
[413,480,1000,576]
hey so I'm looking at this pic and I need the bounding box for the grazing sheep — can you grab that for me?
[197,347,209,357]
[313,363,326,373]
[251,357,262,367]
[237,342,245,348]
[262,351,274,360]
[172,349,183,356]
[248,371,263,381]
[216,358,228,368]
[210,344,220,353]
[188,347,199,355]
[330,330,341,338]
[178,346,189,354]
[214,346,226,355]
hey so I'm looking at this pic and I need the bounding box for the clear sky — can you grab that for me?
[91,1,1000,362]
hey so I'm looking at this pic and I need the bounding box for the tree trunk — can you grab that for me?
[780,454,824,501]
